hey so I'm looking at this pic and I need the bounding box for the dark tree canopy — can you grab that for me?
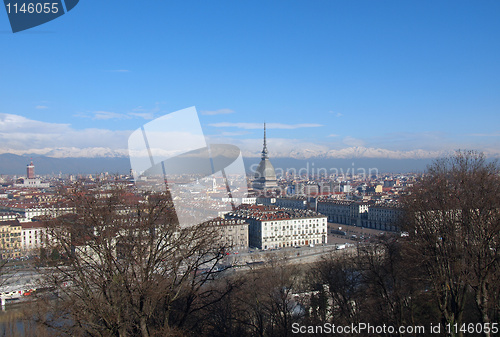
[401,151,500,336]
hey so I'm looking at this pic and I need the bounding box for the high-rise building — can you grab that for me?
[14,161,49,188]
[252,123,278,191]
[27,161,35,179]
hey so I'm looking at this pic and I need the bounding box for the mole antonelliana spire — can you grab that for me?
[262,123,268,160]
[252,123,278,191]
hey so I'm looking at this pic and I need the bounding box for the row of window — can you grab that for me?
[264,223,326,229]
[262,238,324,249]
[1,232,21,237]
[263,231,326,239]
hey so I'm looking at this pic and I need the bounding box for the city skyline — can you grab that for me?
[1,1,500,160]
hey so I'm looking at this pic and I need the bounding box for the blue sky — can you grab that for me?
[1,0,499,159]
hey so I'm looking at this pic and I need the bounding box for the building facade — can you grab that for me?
[21,222,46,253]
[205,218,249,251]
[361,204,402,231]
[27,161,35,179]
[14,161,50,188]
[275,196,308,210]
[0,203,72,222]
[0,220,22,259]
[317,199,401,231]
[225,205,327,249]
[316,200,364,225]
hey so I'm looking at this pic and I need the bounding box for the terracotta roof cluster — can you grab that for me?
[227,204,325,222]
[21,222,44,229]
[0,219,21,227]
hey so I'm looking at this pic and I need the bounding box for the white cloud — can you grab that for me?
[327,134,339,138]
[129,103,162,120]
[35,105,48,109]
[76,103,163,121]
[92,111,130,120]
[329,111,343,117]
[128,112,155,120]
[201,108,235,116]
[0,113,71,134]
[0,113,131,157]
[209,122,323,130]
[16,147,129,158]
[220,131,250,136]
[343,136,365,147]
[467,133,500,137]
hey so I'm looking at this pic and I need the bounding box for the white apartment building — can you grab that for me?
[225,205,327,250]
[21,222,46,253]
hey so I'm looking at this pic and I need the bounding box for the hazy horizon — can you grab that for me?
[0,152,436,175]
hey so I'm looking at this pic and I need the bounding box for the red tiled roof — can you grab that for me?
[0,219,21,227]
[21,222,45,229]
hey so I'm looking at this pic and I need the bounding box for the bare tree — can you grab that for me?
[261,259,305,337]
[356,235,425,335]
[213,257,307,337]
[309,251,364,326]
[37,182,232,337]
[401,150,500,336]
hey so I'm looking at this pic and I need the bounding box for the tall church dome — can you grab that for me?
[252,123,278,191]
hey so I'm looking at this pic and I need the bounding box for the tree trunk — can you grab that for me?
[140,315,150,337]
